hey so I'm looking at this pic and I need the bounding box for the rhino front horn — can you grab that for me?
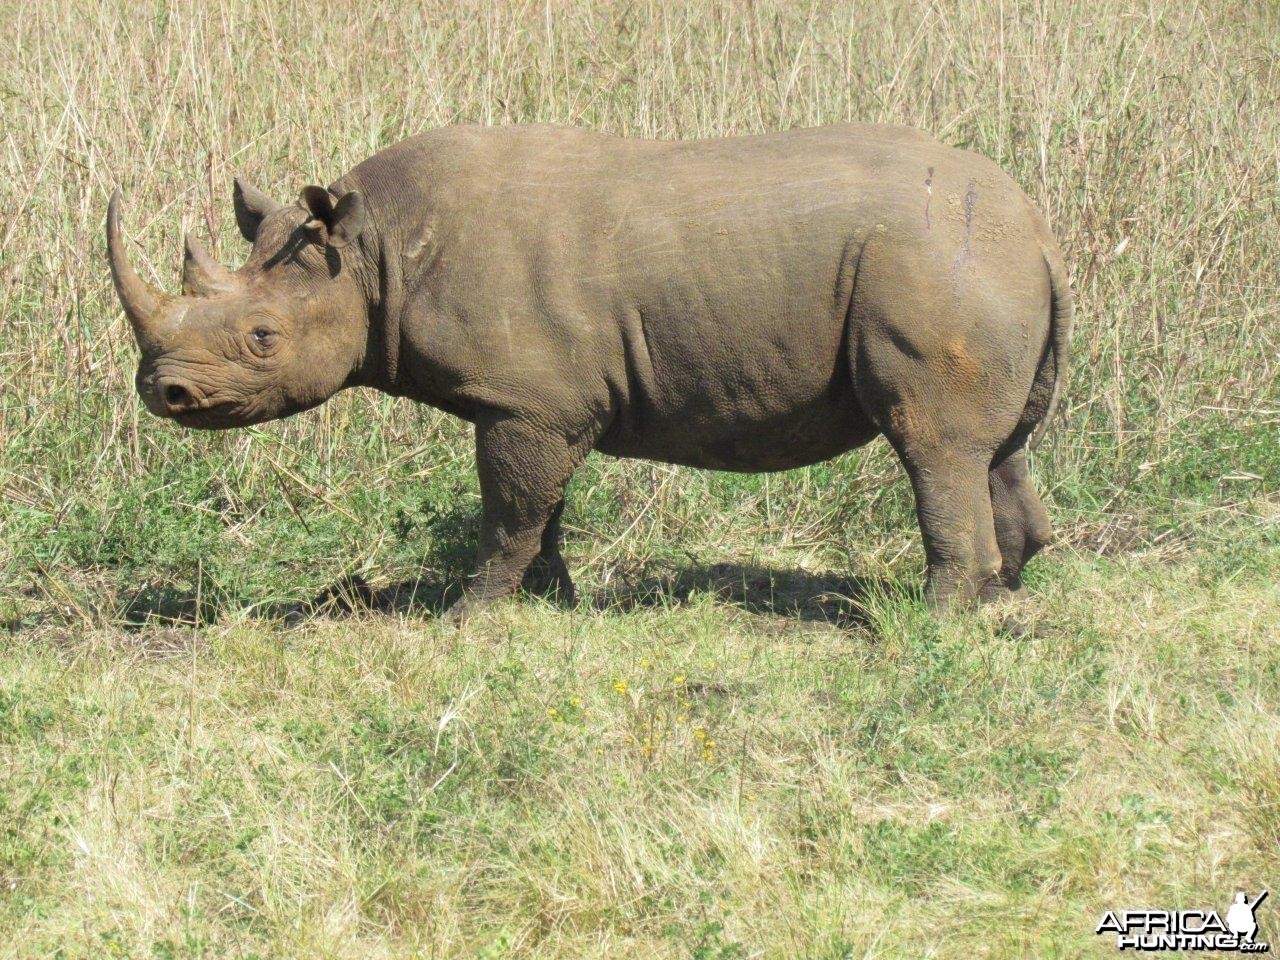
[106,189,168,347]
[182,230,237,297]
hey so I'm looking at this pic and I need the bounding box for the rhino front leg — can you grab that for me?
[522,499,576,605]
[445,416,584,626]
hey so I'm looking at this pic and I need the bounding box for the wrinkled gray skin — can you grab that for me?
[107,123,1072,623]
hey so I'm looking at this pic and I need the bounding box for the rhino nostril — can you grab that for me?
[162,382,194,411]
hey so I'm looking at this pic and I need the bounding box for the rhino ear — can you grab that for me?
[232,177,282,242]
[299,185,367,249]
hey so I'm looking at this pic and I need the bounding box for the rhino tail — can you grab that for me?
[1026,246,1074,451]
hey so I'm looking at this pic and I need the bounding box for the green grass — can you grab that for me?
[4,549,1279,956]
[2,0,1279,956]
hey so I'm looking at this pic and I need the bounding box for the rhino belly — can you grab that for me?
[597,390,879,472]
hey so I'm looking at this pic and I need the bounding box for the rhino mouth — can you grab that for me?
[171,402,256,430]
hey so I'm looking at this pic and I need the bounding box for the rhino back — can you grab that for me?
[347,124,1045,470]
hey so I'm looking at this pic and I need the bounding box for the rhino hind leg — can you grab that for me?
[896,445,1005,608]
[854,325,1031,607]
[522,499,577,605]
[850,235,1055,608]
[986,447,1053,595]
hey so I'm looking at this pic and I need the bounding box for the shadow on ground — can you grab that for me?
[116,581,210,628]
[277,561,886,628]
[283,572,460,621]
[310,562,886,626]
[597,562,887,628]
[8,560,888,633]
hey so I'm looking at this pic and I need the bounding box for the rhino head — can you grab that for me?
[106,179,373,429]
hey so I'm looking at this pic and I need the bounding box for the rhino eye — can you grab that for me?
[249,326,278,353]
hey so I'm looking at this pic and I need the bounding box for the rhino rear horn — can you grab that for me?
[182,231,237,297]
[106,189,168,348]
[232,176,282,242]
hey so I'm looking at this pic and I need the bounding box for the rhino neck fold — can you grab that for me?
[336,173,405,395]
[378,239,403,390]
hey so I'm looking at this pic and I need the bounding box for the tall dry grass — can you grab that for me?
[1,0,1277,602]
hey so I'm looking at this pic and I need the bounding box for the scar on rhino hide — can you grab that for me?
[952,180,977,275]
[924,166,934,228]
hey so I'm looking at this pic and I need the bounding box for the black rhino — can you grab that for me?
[107,123,1072,622]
